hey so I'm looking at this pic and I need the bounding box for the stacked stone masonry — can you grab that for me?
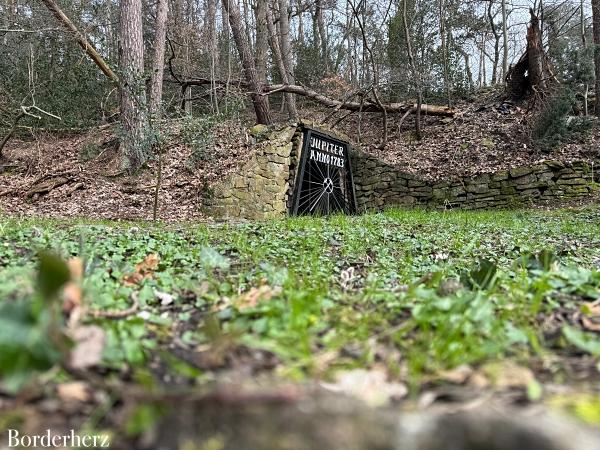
[205,124,296,220]
[205,123,598,219]
[351,149,598,212]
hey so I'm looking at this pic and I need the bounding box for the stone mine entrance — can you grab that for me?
[290,128,357,216]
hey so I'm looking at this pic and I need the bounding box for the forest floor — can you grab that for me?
[0,92,599,221]
[1,207,600,449]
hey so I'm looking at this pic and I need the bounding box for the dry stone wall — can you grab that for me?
[205,124,296,220]
[351,149,598,212]
[205,123,597,219]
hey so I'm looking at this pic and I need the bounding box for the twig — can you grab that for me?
[153,143,163,221]
[331,110,356,129]
[0,105,61,157]
[396,107,415,134]
[89,292,140,319]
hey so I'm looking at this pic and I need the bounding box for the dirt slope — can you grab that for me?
[0,97,598,221]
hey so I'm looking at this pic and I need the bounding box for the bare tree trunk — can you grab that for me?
[242,0,253,53]
[580,0,588,115]
[501,0,509,79]
[255,0,268,84]
[149,0,169,117]
[457,47,474,91]
[206,0,219,113]
[38,0,118,82]
[403,0,422,140]
[593,0,600,116]
[487,1,500,84]
[221,0,231,82]
[279,0,297,119]
[120,0,149,171]
[106,0,115,61]
[349,0,387,146]
[265,2,297,119]
[527,8,546,92]
[222,0,272,124]
[439,0,451,106]
[297,0,304,43]
[315,0,328,73]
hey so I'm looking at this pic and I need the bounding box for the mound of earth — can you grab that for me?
[0,119,252,221]
[326,92,600,182]
[0,94,597,221]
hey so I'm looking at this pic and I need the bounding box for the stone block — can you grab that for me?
[513,174,537,185]
[466,184,489,194]
[530,163,549,173]
[492,171,509,181]
[432,188,449,200]
[510,167,533,178]
[558,172,585,180]
[520,189,541,197]
[233,178,247,189]
[267,154,290,164]
[408,179,426,187]
[451,186,466,196]
[398,195,416,205]
[545,160,565,169]
[472,173,491,184]
[536,171,554,181]
[557,178,586,185]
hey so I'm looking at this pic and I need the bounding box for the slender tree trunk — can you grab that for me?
[120,0,149,171]
[265,2,297,119]
[482,35,488,85]
[477,33,485,88]
[255,0,268,84]
[403,0,422,140]
[457,47,474,91]
[580,0,588,115]
[221,0,230,78]
[501,0,509,79]
[297,0,304,43]
[279,0,297,119]
[439,0,451,106]
[149,0,169,117]
[242,0,253,53]
[206,0,219,113]
[106,0,115,61]
[222,0,272,124]
[349,0,386,146]
[487,1,500,84]
[592,0,600,116]
[315,0,328,73]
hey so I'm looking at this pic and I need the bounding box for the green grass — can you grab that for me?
[1,206,599,392]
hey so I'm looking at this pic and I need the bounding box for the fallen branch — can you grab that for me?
[165,77,457,117]
[38,0,119,83]
[26,176,72,198]
[263,85,456,116]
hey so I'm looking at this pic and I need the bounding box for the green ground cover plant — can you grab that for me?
[0,207,599,414]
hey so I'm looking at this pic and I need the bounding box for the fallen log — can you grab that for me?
[262,84,457,116]
[165,78,457,117]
